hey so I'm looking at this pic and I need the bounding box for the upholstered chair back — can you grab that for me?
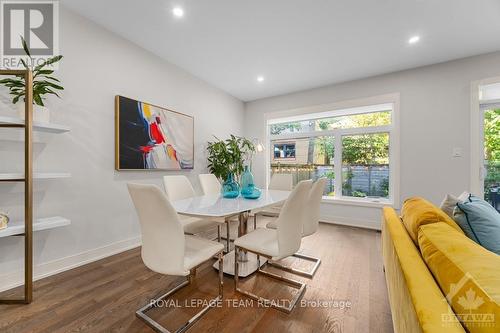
[303,178,327,237]
[198,174,221,195]
[276,180,312,259]
[269,173,293,191]
[163,175,196,201]
[127,183,187,276]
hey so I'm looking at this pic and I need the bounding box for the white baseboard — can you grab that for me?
[0,217,378,292]
[0,236,141,293]
[320,215,381,231]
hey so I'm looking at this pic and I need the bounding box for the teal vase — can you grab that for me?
[222,173,240,198]
[240,165,255,196]
[241,166,261,199]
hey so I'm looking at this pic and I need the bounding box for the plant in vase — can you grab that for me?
[0,36,63,123]
[207,135,256,198]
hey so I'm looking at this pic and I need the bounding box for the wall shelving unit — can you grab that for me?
[0,116,70,133]
[0,69,71,304]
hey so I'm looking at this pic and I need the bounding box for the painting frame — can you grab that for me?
[115,95,194,171]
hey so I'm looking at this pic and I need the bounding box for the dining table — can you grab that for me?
[171,189,291,277]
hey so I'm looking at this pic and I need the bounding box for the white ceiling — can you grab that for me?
[62,0,500,101]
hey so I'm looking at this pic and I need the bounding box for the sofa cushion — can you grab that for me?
[401,197,464,244]
[453,196,500,255]
[383,208,465,333]
[419,223,500,333]
[440,191,470,218]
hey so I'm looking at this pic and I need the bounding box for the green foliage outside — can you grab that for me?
[484,109,500,203]
[341,133,389,165]
[207,135,255,181]
[270,122,301,135]
[312,111,391,165]
[484,109,500,161]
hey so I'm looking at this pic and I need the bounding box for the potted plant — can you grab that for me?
[207,135,255,198]
[207,135,255,181]
[0,36,63,123]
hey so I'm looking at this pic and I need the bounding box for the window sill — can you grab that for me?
[321,196,393,208]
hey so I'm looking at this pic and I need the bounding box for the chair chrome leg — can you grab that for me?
[136,251,224,333]
[218,252,224,297]
[268,252,321,278]
[234,247,306,314]
[234,246,239,287]
[217,225,221,243]
[225,218,231,253]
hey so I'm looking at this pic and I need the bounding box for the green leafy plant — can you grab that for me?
[0,36,63,106]
[207,135,255,181]
[352,190,367,198]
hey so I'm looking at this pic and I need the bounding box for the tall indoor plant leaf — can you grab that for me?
[0,36,63,106]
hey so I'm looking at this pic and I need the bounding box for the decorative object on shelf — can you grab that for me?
[0,211,9,230]
[0,36,63,123]
[240,165,255,196]
[222,172,240,198]
[115,96,194,171]
[207,135,255,182]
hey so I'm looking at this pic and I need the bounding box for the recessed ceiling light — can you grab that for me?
[172,7,184,17]
[257,76,265,82]
[408,35,420,44]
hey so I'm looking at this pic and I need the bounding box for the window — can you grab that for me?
[341,133,389,198]
[268,102,396,204]
[274,143,296,158]
[472,81,500,212]
[483,108,499,211]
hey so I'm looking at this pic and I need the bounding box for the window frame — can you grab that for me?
[470,77,500,197]
[265,93,400,208]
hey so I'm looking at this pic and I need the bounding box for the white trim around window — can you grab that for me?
[470,76,500,197]
[264,93,400,209]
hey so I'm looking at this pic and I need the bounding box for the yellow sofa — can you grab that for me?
[382,197,500,333]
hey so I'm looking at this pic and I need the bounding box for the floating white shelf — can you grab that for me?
[0,172,71,180]
[0,216,70,238]
[0,116,70,133]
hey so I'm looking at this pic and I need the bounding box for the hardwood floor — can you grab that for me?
[0,219,393,333]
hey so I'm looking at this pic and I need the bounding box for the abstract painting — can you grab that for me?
[115,95,194,170]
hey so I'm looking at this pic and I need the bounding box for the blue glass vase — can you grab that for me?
[242,184,262,199]
[222,172,240,198]
[240,166,261,199]
[240,165,255,196]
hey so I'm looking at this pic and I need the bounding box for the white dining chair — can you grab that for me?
[163,175,227,248]
[252,173,293,229]
[234,179,312,313]
[127,183,224,333]
[198,173,239,252]
[198,173,221,195]
[266,177,327,278]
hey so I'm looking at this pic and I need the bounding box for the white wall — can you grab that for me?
[244,51,500,228]
[0,7,244,289]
